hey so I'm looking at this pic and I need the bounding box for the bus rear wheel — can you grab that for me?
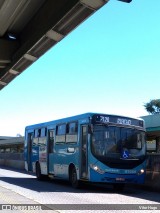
[70,166,80,188]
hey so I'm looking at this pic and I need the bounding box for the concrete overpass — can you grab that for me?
[0,0,131,90]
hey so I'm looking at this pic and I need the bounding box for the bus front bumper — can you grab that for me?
[89,167,145,184]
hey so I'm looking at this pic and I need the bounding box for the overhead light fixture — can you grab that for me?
[8,33,17,40]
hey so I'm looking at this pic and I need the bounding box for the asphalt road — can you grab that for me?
[0,167,159,213]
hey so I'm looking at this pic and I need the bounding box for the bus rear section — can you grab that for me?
[24,113,146,190]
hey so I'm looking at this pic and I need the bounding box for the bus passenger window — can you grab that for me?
[66,122,78,143]
[35,129,41,137]
[41,128,47,137]
[56,124,66,143]
[38,129,41,137]
[57,124,66,135]
[35,129,38,138]
[69,122,77,134]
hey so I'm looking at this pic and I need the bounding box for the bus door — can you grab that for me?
[26,131,34,171]
[48,129,55,174]
[80,125,88,179]
[38,128,48,175]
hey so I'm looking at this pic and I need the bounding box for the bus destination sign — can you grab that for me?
[92,114,143,127]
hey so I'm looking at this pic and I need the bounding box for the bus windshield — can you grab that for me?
[91,125,146,163]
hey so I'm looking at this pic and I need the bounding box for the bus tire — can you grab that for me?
[36,162,43,181]
[113,183,125,192]
[69,166,80,189]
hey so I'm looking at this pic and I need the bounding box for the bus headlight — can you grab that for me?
[138,169,145,175]
[90,164,105,174]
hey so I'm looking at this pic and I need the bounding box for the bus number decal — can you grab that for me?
[100,116,109,123]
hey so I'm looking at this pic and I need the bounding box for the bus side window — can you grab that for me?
[41,128,47,137]
[35,129,41,137]
[66,122,78,143]
[38,129,41,137]
[35,129,38,138]
[68,122,77,134]
[57,124,66,135]
[56,124,66,143]
[32,130,38,146]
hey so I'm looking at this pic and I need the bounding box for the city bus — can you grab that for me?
[24,112,146,190]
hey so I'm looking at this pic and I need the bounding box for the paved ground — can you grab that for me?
[0,184,58,213]
[0,167,159,213]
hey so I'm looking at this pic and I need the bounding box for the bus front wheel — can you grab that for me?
[70,166,80,188]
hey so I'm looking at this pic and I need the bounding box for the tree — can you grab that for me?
[144,99,160,114]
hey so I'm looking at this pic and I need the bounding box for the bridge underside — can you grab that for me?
[0,0,131,90]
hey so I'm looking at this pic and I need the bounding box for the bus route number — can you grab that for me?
[100,116,109,123]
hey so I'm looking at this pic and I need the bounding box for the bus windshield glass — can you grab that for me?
[91,125,146,162]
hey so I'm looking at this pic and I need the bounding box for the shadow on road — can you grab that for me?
[0,166,159,204]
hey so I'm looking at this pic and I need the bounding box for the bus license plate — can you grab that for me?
[116,178,125,181]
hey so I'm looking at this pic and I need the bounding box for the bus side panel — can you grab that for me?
[48,123,80,180]
[48,143,79,180]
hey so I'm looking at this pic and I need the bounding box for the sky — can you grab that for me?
[0,0,160,136]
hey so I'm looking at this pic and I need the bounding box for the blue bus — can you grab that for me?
[24,113,146,190]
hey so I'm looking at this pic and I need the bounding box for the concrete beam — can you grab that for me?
[0,81,7,86]
[80,0,108,10]
[9,69,20,75]
[24,53,37,62]
[46,30,64,42]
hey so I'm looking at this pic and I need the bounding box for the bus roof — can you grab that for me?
[25,112,144,130]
